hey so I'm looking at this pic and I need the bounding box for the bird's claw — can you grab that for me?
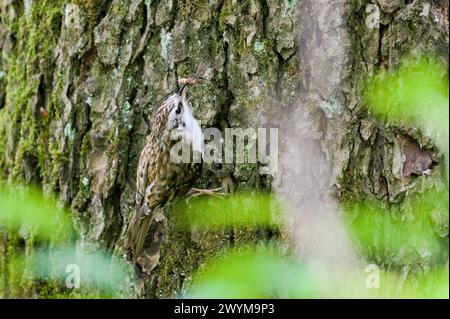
[188,187,227,199]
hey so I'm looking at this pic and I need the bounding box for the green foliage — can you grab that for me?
[344,189,448,268]
[25,247,131,297]
[179,190,448,298]
[1,183,448,298]
[0,184,132,298]
[186,244,449,299]
[0,184,73,242]
[364,56,449,153]
[172,193,281,230]
[187,245,320,298]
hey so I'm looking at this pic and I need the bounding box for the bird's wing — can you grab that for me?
[128,145,167,259]
[136,143,172,218]
[135,143,153,213]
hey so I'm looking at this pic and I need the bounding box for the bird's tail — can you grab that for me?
[126,212,152,262]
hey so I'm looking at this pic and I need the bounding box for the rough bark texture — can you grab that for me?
[0,0,448,298]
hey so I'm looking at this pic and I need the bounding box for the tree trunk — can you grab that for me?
[0,0,448,298]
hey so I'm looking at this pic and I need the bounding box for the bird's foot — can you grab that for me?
[188,187,226,199]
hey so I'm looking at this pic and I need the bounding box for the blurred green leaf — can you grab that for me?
[187,245,321,298]
[0,183,74,242]
[364,56,449,153]
[0,183,133,298]
[29,247,131,297]
[186,245,448,299]
[172,193,282,230]
[5,247,133,298]
[344,189,448,267]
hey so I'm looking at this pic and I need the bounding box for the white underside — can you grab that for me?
[182,100,203,155]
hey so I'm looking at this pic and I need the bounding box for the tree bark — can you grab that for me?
[0,0,448,298]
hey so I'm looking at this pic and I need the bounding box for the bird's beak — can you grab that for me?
[178,76,204,99]
[179,83,189,96]
[178,83,188,101]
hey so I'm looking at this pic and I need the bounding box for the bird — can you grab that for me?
[126,78,205,275]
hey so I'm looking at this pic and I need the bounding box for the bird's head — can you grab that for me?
[153,81,203,155]
[165,83,193,133]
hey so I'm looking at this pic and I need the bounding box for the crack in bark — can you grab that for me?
[376,23,389,67]
[259,0,269,38]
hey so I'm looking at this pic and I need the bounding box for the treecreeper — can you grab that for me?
[126,77,217,276]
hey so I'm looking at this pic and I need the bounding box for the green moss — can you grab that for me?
[338,162,364,204]
[218,0,235,32]
[0,0,69,297]
[0,0,65,183]
[72,0,107,25]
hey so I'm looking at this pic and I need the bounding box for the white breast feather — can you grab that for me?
[183,100,203,155]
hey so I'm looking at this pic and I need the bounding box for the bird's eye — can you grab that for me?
[175,104,182,114]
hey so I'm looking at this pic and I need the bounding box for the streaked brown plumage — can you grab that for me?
[126,83,202,274]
